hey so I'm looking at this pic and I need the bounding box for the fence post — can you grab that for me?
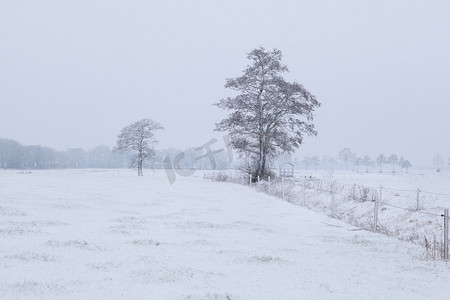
[416,188,420,211]
[257,175,260,191]
[379,185,382,203]
[268,176,271,196]
[444,208,449,260]
[330,190,335,216]
[282,177,285,200]
[303,178,306,206]
[374,186,381,233]
[249,174,252,187]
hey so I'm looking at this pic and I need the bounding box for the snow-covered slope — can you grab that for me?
[0,169,449,299]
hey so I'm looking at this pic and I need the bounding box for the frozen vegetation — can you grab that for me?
[294,170,450,250]
[1,169,450,299]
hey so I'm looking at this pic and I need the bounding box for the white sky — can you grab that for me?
[1,0,449,167]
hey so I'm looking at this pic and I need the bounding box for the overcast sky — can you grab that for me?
[1,0,449,167]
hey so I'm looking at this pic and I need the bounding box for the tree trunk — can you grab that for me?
[256,139,269,180]
[257,138,263,178]
[260,152,266,179]
[138,161,143,176]
[137,155,143,176]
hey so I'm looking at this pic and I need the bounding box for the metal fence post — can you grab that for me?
[249,174,252,187]
[379,185,382,203]
[257,175,260,191]
[330,190,335,216]
[416,188,420,211]
[374,186,381,233]
[268,176,271,196]
[444,208,449,260]
[303,179,306,206]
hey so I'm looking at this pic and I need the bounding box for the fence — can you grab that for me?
[204,171,450,260]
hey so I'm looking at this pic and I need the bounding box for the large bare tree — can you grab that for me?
[215,47,320,180]
[115,118,163,176]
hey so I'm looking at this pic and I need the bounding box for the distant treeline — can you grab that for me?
[0,138,233,170]
[0,139,132,169]
[0,138,417,172]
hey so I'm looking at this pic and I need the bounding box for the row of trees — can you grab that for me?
[0,137,232,172]
[0,139,131,169]
[297,148,412,173]
[338,148,411,173]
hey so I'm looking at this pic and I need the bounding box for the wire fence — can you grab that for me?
[204,171,450,260]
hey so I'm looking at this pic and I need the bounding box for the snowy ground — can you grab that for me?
[285,170,450,246]
[1,169,450,299]
[205,169,450,248]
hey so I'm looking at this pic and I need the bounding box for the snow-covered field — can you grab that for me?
[297,169,450,197]
[1,169,450,299]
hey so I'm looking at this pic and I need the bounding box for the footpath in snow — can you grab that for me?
[0,169,449,299]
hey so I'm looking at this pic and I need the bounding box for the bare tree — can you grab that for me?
[338,148,355,170]
[399,156,405,173]
[354,157,363,172]
[215,47,320,180]
[432,154,443,172]
[362,155,373,172]
[375,154,386,173]
[311,155,320,171]
[401,159,412,172]
[115,118,163,176]
[387,154,398,173]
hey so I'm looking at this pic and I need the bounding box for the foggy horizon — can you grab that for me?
[1,0,449,167]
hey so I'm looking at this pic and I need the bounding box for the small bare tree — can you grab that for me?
[362,155,373,172]
[115,118,163,176]
[401,159,412,172]
[387,154,398,173]
[338,148,355,170]
[375,154,386,173]
[399,156,405,172]
[432,154,443,172]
